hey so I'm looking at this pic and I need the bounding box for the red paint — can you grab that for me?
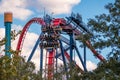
[16,17,105,80]
[16,18,45,54]
[47,50,55,80]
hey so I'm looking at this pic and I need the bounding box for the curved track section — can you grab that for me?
[16,17,105,80]
[53,18,105,62]
[16,18,45,52]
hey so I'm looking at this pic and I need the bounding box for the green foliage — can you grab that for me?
[88,0,120,51]
[72,0,120,80]
[1,0,120,80]
[0,54,43,80]
[0,38,5,46]
[78,52,120,80]
[0,30,42,80]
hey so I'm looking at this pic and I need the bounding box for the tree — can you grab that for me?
[1,0,120,79]
[75,0,120,79]
[0,53,43,80]
[87,0,120,53]
[0,31,43,80]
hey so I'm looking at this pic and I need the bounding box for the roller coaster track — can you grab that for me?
[16,17,105,80]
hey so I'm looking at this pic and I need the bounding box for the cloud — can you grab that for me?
[0,0,81,20]
[75,56,97,71]
[0,25,48,70]
[29,0,81,15]
[0,26,41,70]
[86,61,97,71]
[0,0,33,20]
[12,24,23,32]
[0,28,5,40]
[0,23,97,71]
[0,28,5,55]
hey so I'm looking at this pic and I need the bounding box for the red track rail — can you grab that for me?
[16,18,45,52]
[52,18,105,62]
[47,50,55,80]
[16,17,105,80]
[64,51,84,73]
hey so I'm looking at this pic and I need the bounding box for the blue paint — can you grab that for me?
[75,46,87,72]
[84,44,86,68]
[27,37,40,62]
[55,46,70,58]
[69,33,73,63]
[59,40,68,79]
[55,48,58,73]
[5,22,11,57]
[40,48,43,74]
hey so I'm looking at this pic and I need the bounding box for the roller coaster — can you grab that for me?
[4,12,105,80]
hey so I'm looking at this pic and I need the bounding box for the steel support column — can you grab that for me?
[27,37,40,62]
[84,44,86,68]
[55,48,58,73]
[74,46,87,72]
[69,33,74,63]
[4,12,12,57]
[40,48,43,76]
[59,40,68,79]
[5,22,12,57]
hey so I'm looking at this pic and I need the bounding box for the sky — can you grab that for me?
[0,0,114,71]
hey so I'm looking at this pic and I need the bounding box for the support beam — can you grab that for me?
[60,35,70,45]
[4,12,12,57]
[75,46,87,72]
[69,33,74,63]
[59,40,68,79]
[55,45,70,59]
[84,44,86,68]
[40,48,43,77]
[47,50,55,80]
[55,48,58,73]
[27,37,40,62]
